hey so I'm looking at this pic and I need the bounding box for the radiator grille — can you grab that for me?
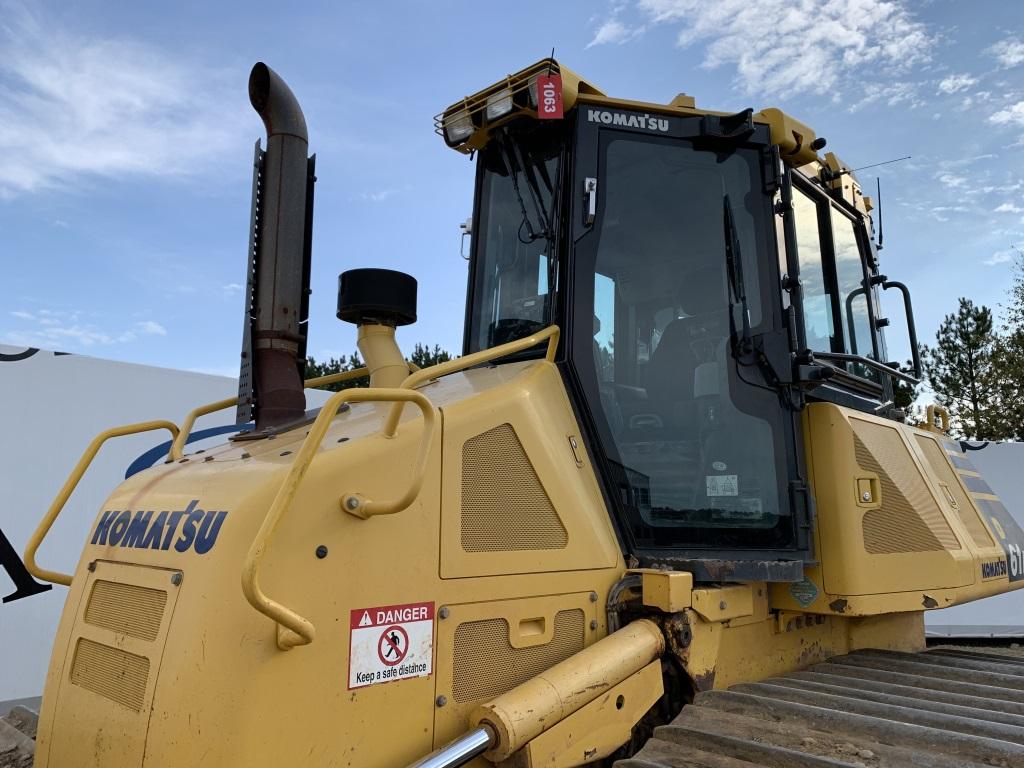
[915,436,995,549]
[461,423,568,552]
[451,609,584,702]
[84,580,167,642]
[853,421,958,554]
[70,638,150,712]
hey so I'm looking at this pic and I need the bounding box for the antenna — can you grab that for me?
[831,155,911,179]
[876,177,884,251]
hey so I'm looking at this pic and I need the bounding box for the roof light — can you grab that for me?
[443,110,473,144]
[485,88,513,121]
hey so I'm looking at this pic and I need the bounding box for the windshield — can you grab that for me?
[573,131,795,552]
[468,125,564,351]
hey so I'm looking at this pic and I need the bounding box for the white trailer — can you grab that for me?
[925,440,1024,639]
[0,345,247,702]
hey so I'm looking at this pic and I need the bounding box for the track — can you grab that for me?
[618,648,1024,768]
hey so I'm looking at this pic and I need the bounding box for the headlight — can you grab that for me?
[443,110,473,143]
[485,88,513,120]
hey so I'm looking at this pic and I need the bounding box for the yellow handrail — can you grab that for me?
[24,420,180,586]
[383,325,560,436]
[169,364,423,461]
[241,387,436,650]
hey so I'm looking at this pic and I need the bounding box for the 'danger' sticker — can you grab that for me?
[348,601,434,689]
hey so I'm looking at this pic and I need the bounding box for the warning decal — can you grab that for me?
[348,601,434,689]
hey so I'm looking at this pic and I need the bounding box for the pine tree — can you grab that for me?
[409,343,452,369]
[992,247,1024,438]
[922,298,1005,440]
[891,359,922,422]
[304,351,366,392]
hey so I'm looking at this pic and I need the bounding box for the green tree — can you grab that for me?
[409,343,453,368]
[891,359,922,422]
[922,298,1005,440]
[992,247,1024,438]
[305,343,455,392]
[304,351,366,391]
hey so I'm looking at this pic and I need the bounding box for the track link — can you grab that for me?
[618,648,1024,768]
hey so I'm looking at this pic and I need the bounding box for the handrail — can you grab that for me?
[169,364,422,461]
[25,420,180,586]
[383,325,560,436]
[241,387,436,650]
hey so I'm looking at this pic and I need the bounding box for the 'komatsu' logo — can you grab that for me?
[981,558,1008,579]
[90,500,227,555]
[587,109,670,133]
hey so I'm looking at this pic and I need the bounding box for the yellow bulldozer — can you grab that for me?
[15,59,1024,767]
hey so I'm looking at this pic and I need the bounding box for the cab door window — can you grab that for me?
[791,188,836,352]
[790,178,879,380]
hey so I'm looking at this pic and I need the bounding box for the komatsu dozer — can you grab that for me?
[19,60,1024,768]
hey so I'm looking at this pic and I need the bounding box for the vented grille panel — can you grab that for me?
[915,436,995,549]
[451,609,584,702]
[85,580,167,642]
[461,423,568,552]
[852,421,958,554]
[70,638,149,712]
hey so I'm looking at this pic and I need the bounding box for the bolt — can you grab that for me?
[590,620,598,630]
[861,491,871,502]
[439,606,449,619]
[87,561,96,572]
[315,545,328,559]
[589,591,598,603]
[436,695,447,708]
[675,625,692,648]
[345,496,360,511]
[171,572,183,586]
[719,600,727,611]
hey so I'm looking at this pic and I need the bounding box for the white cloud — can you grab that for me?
[936,172,967,189]
[615,0,934,96]
[937,74,977,94]
[984,249,1016,266]
[357,185,412,203]
[3,309,167,349]
[995,202,1023,213]
[986,38,1024,69]
[137,320,167,336]
[587,19,643,48]
[848,81,922,112]
[0,4,248,198]
[222,283,244,296]
[990,101,1024,127]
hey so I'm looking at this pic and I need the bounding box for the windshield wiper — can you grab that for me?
[495,129,552,244]
[723,194,753,355]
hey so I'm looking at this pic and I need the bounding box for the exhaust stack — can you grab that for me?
[237,63,315,431]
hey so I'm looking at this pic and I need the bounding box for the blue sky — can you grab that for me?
[1,0,1022,376]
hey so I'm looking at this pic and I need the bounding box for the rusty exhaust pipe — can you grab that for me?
[245,63,313,431]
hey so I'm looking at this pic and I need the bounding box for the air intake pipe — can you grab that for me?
[245,63,314,430]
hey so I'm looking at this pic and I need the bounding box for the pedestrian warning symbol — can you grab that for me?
[349,601,433,689]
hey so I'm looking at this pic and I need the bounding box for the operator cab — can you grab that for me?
[444,61,920,580]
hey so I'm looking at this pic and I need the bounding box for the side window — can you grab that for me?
[792,188,836,352]
[831,208,874,360]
